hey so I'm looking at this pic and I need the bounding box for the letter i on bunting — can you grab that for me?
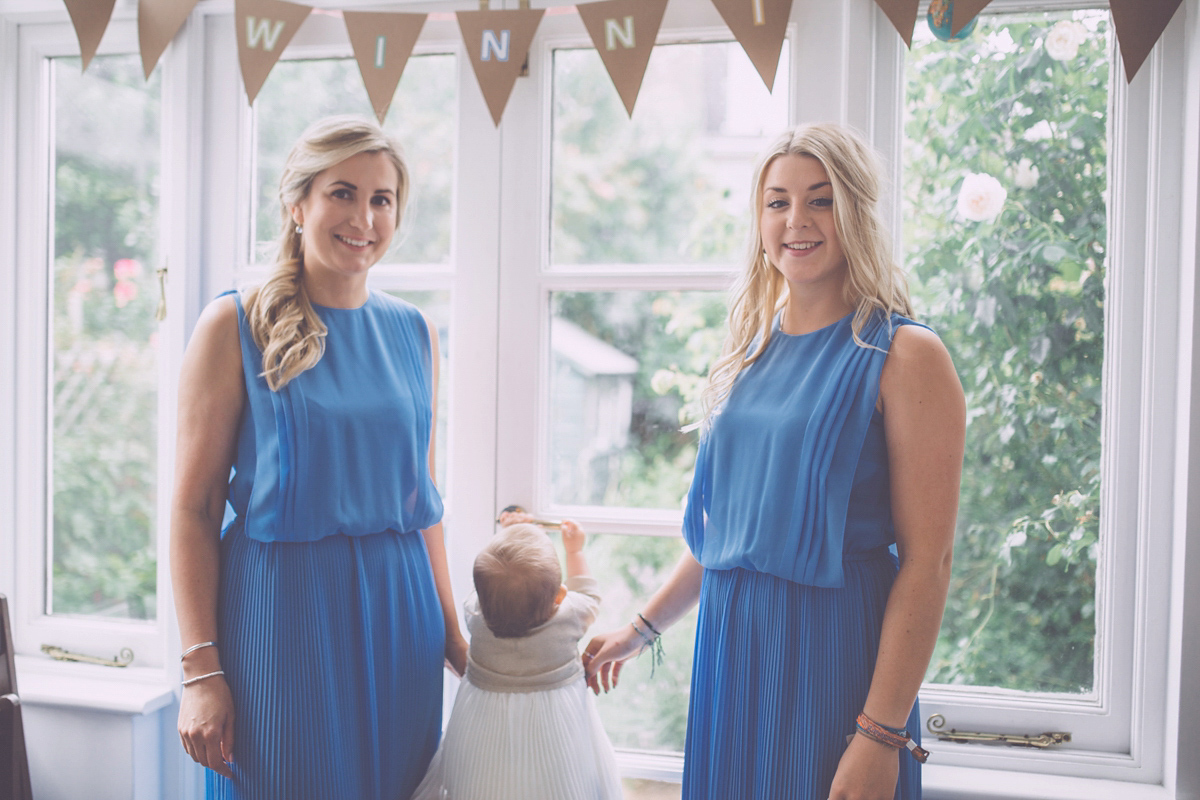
[709,0,791,91]
[576,0,669,117]
[344,11,428,124]
[64,0,117,72]
[456,8,545,126]
[235,0,312,105]
[138,0,201,78]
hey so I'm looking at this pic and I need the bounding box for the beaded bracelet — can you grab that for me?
[181,669,225,688]
[856,712,930,763]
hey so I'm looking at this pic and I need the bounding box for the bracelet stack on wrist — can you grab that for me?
[855,712,929,763]
[180,641,222,688]
[630,613,665,677]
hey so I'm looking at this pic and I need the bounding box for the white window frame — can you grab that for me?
[8,14,178,672]
[865,0,1185,794]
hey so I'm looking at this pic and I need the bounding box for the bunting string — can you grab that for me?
[61,0,1185,127]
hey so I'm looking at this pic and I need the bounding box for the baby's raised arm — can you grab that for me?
[560,519,590,580]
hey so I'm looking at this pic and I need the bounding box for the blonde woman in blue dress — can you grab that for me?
[171,116,467,800]
[584,123,965,800]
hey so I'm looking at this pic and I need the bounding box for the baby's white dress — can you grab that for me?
[411,575,622,800]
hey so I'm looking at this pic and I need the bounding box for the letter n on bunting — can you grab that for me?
[708,0,791,91]
[456,8,545,126]
[576,0,668,117]
[138,0,201,78]
[344,11,428,124]
[235,0,312,105]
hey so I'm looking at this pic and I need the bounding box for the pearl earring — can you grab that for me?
[295,224,303,234]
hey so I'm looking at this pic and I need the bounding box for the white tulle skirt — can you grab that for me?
[411,678,623,800]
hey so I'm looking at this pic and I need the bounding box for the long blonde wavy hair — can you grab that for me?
[697,123,913,426]
[243,115,410,390]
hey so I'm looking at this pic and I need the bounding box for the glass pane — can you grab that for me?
[551,41,788,266]
[253,55,456,265]
[50,55,161,620]
[385,290,450,494]
[585,533,697,753]
[548,291,726,510]
[622,779,682,799]
[903,10,1109,693]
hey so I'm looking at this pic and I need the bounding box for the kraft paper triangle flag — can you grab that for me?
[872,0,919,48]
[576,0,669,117]
[456,8,545,126]
[708,0,791,92]
[1110,0,1184,83]
[235,0,312,105]
[64,0,117,71]
[138,0,201,78]
[344,11,428,123]
[951,0,993,36]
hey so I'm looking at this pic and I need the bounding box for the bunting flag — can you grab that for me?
[576,0,668,116]
[951,0,993,37]
[344,11,427,124]
[873,0,919,48]
[1110,0,1185,83]
[456,8,545,126]
[138,0,200,78]
[708,0,791,92]
[64,0,117,71]
[235,0,312,105]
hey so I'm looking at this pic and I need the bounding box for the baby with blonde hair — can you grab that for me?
[412,515,622,800]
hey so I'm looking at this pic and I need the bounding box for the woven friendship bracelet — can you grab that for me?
[636,613,662,638]
[856,713,930,763]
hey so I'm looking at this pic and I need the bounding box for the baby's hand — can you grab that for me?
[560,519,586,554]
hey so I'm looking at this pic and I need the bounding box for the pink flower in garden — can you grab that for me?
[113,280,138,308]
[71,278,92,295]
[956,173,1007,222]
[113,258,141,280]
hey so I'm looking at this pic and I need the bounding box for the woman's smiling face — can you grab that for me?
[759,154,849,296]
[291,150,401,281]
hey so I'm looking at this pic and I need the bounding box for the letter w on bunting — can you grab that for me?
[344,11,428,124]
[457,8,545,126]
[708,0,791,91]
[576,0,669,117]
[235,0,312,105]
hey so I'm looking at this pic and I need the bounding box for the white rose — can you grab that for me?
[1014,158,1040,189]
[956,173,1008,222]
[1045,20,1087,62]
[650,369,675,396]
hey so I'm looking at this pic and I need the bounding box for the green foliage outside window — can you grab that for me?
[904,11,1108,692]
[52,55,161,619]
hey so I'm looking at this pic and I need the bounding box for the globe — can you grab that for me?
[928,0,978,42]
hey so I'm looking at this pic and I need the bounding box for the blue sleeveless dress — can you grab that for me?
[682,311,924,800]
[208,290,446,800]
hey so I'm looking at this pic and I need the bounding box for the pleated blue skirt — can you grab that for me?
[207,522,445,800]
[683,553,921,800]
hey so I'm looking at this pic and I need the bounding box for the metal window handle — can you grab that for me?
[496,505,562,530]
[926,714,1071,749]
[41,644,133,668]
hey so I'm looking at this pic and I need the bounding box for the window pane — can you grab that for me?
[548,291,726,510]
[903,10,1109,693]
[253,55,456,265]
[386,290,450,493]
[586,533,697,753]
[551,41,788,266]
[50,55,161,620]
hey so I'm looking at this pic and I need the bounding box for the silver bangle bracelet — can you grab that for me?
[181,669,225,687]
[180,641,217,662]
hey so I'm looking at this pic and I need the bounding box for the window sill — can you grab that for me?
[614,752,1174,800]
[13,654,175,715]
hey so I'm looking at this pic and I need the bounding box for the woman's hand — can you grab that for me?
[445,632,468,678]
[178,677,236,779]
[582,624,644,695]
[827,733,901,800]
